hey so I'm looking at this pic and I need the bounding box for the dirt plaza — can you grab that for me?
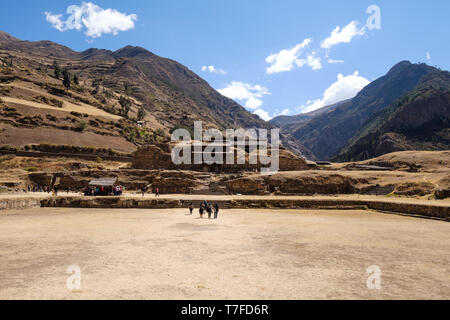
[0,207,449,300]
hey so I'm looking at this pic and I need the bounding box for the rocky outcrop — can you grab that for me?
[28,173,53,186]
[392,182,436,197]
[268,172,359,195]
[151,176,197,194]
[225,176,268,195]
[435,189,450,200]
[278,149,311,171]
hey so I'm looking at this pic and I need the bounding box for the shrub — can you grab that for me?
[34,95,64,108]
[0,145,17,152]
[46,114,58,122]
[77,120,88,132]
[70,111,82,118]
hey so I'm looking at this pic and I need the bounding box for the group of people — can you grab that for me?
[28,185,49,193]
[28,185,59,195]
[188,200,220,219]
[83,185,124,196]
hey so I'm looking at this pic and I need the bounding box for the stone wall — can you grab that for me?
[40,197,182,209]
[37,196,450,220]
[132,143,310,172]
[229,199,449,220]
[0,198,42,211]
[0,150,132,162]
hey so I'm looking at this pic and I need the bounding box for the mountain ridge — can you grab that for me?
[0,31,275,156]
[0,30,269,131]
[333,68,450,161]
[271,60,447,160]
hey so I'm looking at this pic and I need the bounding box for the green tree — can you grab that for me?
[62,68,71,90]
[53,60,60,79]
[124,83,132,95]
[119,96,131,118]
[137,106,146,121]
[73,74,79,85]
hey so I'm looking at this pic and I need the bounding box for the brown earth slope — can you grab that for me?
[0,31,270,156]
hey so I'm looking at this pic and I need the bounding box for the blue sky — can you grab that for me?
[0,0,448,120]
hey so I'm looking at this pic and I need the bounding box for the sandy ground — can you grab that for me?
[0,207,449,300]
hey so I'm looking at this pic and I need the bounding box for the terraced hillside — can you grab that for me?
[0,31,269,154]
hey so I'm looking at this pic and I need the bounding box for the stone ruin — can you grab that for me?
[132,142,313,173]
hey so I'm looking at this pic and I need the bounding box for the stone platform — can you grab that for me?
[33,195,450,221]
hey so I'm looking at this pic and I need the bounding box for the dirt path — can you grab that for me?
[0,208,448,299]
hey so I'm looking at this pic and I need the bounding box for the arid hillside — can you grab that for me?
[0,31,269,154]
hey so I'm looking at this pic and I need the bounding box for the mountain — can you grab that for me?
[271,61,445,160]
[333,68,450,161]
[0,31,269,153]
[0,31,269,130]
[270,99,349,129]
[271,101,350,160]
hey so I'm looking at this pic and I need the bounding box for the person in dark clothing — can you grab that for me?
[207,204,213,219]
[188,202,194,215]
[214,203,219,219]
[53,186,58,196]
[141,186,147,197]
[199,204,204,218]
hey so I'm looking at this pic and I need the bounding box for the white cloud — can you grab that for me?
[306,53,322,70]
[426,52,431,60]
[265,38,312,74]
[253,108,290,121]
[201,65,226,75]
[327,58,345,64]
[253,109,271,121]
[218,81,270,110]
[299,71,370,113]
[321,21,366,49]
[45,2,137,38]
